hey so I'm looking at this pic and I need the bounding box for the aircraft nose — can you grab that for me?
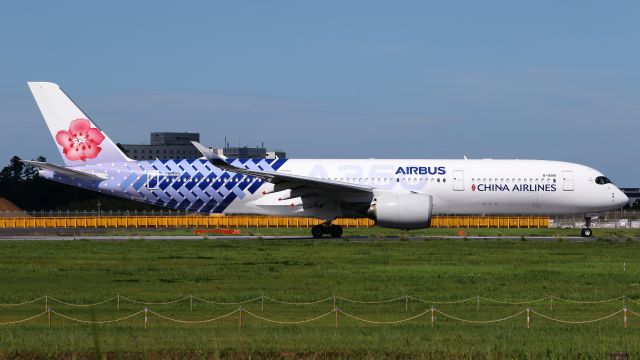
[615,188,629,207]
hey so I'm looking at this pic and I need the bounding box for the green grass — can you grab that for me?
[79,226,640,238]
[0,237,640,357]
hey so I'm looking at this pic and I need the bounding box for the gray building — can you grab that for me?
[121,132,287,160]
[121,132,202,160]
[222,146,286,159]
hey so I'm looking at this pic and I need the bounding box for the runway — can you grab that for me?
[0,235,620,242]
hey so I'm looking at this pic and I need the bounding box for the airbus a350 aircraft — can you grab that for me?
[24,82,628,238]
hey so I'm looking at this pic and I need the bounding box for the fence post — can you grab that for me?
[190,295,193,311]
[45,294,48,311]
[117,294,120,311]
[624,307,628,328]
[431,307,435,327]
[526,308,530,329]
[261,295,264,313]
[550,295,553,311]
[239,307,244,328]
[405,295,409,312]
[48,307,52,329]
[144,307,148,328]
[333,294,336,310]
[477,295,480,311]
[335,307,340,329]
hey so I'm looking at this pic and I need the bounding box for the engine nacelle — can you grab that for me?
[368,193,433,229]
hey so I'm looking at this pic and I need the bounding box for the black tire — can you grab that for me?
[329,225,343,238]
[311,225,324,238]
[581,228,593,237]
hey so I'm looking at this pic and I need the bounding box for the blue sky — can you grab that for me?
[0,1,638,185]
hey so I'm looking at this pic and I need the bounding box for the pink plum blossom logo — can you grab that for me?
[55,118,105,161]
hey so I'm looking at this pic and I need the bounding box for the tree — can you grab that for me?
[0,156,25,182]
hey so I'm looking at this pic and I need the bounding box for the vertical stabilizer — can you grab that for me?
[27,82,130,166]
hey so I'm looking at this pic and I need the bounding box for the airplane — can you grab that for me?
[23,82,629,238]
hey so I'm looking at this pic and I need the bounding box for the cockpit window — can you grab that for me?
[595,176,612,185]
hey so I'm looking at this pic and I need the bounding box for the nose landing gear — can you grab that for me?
[581,216,593,237]
[311,222,343,238]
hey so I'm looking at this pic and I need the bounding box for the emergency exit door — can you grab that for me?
[453,170,464,191]
[562,170,574,191]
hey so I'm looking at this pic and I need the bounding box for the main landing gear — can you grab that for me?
[581,216,593,238]
[311,222,343,238]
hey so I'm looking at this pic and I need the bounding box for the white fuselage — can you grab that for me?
[223,159,628,217]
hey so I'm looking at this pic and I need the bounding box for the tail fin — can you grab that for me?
[27,82,131,166]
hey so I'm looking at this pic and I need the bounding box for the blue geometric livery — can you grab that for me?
[47,158,287,213]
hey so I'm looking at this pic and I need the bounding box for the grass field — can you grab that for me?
[65,226,640,238]
[1,235,640,358]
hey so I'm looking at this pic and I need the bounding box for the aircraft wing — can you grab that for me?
[20,160,107,181]
[191,142,373,194]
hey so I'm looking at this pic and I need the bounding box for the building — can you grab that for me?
[221,146,287,159]
[120,132,287,160]
[120,132,202,160]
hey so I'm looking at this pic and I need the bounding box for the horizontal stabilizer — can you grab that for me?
[21,160,107,181]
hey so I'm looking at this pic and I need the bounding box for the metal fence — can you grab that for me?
[551,211,640,229]
[1,210,639,229]
[0,214,549,229]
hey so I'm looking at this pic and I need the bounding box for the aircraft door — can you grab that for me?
[146,171,160,190]
[453,170,464,191]
[562,170,574,191]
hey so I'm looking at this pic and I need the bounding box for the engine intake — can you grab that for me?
[368,193,433,229]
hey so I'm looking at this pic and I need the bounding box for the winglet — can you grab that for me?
[191,141,216,160]
[191,141,231,168]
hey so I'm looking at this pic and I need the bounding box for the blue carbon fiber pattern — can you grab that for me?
[51,158,287,213]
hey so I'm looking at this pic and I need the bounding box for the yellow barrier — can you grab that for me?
[0,216,548,229]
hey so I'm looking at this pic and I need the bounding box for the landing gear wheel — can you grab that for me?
[311,225,324,239]
[581,215,593,238]
[329,225,343,238]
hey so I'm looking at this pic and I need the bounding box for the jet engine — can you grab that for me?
[368,193,433,229]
